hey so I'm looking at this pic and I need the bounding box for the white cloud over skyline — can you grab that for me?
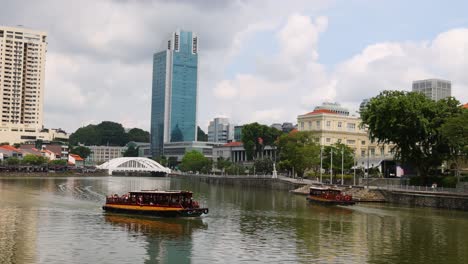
[1,0,467,133]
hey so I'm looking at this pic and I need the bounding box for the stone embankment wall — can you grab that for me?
[381,190,468,211]
[344,187,386,202]
[290,184,386,202]
[170,174,303,191]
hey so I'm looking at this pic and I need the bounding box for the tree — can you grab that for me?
[197,126,208,141]
[361,91,462,180]
[127,128,150,142]
[277,131,320,177]
[6,157,20,165]
[321,142,355,176]
[69,124,99,146]
[50,159,67,166]
[180,150,212,173]
[155,155,168,167]
[253,158,273,175]
[70,122,150,146]
[70,146,91,160]
[123,145,139,157]
[225,163,246,175]
[216,157,231,171]
[168,157,178,169]
[439,109,468,178]
[22,154,47,165]
[96,121,128,146]
[241,122,282,160]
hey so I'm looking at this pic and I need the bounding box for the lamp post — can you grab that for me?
[330,148,333,184]
[353,152,356,186]
[367,146,370,189]
[341,147,344,186]
[320,146,323,183]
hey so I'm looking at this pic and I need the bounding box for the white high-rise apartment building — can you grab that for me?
[0,26,66,144]
[208,117,234,143]
[1,26,46,128]
[412,79,451,101]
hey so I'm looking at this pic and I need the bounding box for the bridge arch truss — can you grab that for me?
[97,157,171,175]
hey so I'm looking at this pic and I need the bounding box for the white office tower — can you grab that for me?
[412,79,451,101]
[208,117,234,143]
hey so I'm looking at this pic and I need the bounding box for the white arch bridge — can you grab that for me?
[97,157,171,175]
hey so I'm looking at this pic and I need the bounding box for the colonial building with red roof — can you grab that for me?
[297,102,396,175]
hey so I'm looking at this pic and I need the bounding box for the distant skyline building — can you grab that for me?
[234,125,243,142]
[271,123,282,131]
[207,117,234,143]
[150,30,199,157]
[359,98,370,116]
[0,25,68,144]
[412,78,451,101]
[271,122,295,133]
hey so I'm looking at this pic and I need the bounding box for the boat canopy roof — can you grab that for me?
[129,190,193,195]
[309,186,341,192]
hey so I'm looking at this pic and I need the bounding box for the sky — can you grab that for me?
[1,0,468,133]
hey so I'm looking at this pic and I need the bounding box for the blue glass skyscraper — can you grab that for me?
[151,31,198,157]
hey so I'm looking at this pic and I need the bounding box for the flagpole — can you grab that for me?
[341,147,344,185]
[320,146,323,183]
[330,148,333,184]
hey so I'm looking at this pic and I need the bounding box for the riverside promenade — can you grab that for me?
[169,173,313,191]
[171,173,468,211]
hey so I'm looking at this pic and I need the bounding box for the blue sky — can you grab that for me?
[229,0,468,75]
[319,0,468,65]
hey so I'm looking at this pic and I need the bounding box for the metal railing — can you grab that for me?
[372,184,468,194]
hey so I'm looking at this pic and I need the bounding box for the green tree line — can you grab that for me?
[69,121,150,146]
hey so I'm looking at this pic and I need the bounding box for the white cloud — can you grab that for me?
[212,14,468,126]
[1,1,467,134]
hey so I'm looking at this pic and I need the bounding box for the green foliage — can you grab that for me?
[440,109,468,165]
[253,158,273,174]
[69,124,99,146]
[127,128,150,142]
[155,155,168,166]
[277,131,320,177]
[168,157,178,169]
[225,163,247,175]
[70,121,150,146]
[6,157,20,165]
[21,154,48,165]
[216,157,232,171]
[180,150,212,173]
[241,122,282,160]
[50,159,67,166]
[197,126,208,142]
[96,121,128,146]
[361,91,462,178]
[123,145,139,157]
[321,142,355,174]
[70,146,91,159]
[410,176,458,188]
[441,176,457,188]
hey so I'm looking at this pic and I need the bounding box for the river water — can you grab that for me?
[0,176,467,264]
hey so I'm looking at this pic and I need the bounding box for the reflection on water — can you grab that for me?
[104,213,207,263]
[1,176,468,264]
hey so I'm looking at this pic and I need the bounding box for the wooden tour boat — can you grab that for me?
[102,190,209,217]
[306,186,355,206]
